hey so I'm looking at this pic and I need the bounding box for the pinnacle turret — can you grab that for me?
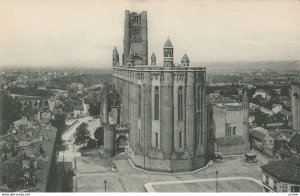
[151,52,156,65]
[112,47,119,66]
[181,53,190,66]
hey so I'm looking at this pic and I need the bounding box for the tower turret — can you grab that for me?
[126,49,134,67]
[123,10,148,65]
[242,92,249,123]
[151,52,156,65]
[112,47,119,66]
[181,53,190,67]
[242,91,250,153]
[163,38,174,68]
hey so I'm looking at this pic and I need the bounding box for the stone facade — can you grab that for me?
[291,82,300,131]
[207,94,250,156]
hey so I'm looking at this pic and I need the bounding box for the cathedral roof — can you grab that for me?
[181,53,190,62]
[164,38,173,48]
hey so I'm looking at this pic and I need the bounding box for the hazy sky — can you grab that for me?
[1,0,300,68]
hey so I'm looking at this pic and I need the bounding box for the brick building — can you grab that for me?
[103,10,208,172]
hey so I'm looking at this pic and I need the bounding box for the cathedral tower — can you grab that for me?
[163,38,174,68]
[123,10,148,66]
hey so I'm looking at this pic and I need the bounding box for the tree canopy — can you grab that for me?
[74,122,91,146]
[88,102,100,116]
[94,127,104,146]
[0,91,22,135]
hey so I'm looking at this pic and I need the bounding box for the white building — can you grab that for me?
[261,155,300,192]
[272,104,283,114]
[253,89,271,100]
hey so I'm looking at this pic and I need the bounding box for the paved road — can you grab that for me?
[57,116,101,192]
[58,117,93,165]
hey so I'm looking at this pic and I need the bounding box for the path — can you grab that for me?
[57,116,95,192]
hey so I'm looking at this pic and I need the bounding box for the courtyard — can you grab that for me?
[60,117,267,192]
[74,152,267,192]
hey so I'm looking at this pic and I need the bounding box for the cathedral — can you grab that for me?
[104,10,208,172]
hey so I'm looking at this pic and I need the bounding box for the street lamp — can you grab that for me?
[104,180,107,192]
[216,170,218,192]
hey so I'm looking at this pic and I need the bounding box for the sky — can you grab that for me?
[0,0,300,68]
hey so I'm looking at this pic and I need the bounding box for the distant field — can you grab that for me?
[153,179,262,192]
[51,73,112,89]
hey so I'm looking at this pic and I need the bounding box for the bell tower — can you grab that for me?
[163,38,174,68]
[123,10,148,66]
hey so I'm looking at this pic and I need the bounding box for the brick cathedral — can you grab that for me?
[103,10,208,172]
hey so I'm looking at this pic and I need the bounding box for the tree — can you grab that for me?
[87,139,97,148]
[88,102,100,116]
[74,123,91,146]
[51,113,66,132]
[0,91,22,135]
[281,87,290,97]
[94,127,104,146]
[253,108,270,127]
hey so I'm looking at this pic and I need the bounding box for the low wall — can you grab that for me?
[130,150,206,172]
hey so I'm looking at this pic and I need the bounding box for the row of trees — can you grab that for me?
[50,74,112,90]
[253,108,289,128]
[7,86,54,97]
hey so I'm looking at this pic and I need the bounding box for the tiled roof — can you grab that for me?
[164,38,173,48]
[269,129,294,140]
[250,127,269,140]
[279,109,292,116]
[74,105,84,110]
[181,53,190,62]
[223,105,243,111]
[211,96,237,104]
[261,155,300,184]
